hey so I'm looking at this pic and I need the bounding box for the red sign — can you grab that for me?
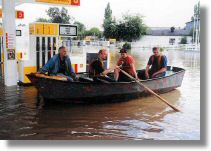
[16,11,24,19]
[71,0,80,6]
[0,9,24,19]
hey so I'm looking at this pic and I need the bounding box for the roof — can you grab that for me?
[146,27,190,36]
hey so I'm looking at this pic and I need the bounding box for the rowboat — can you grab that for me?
[26,66,185,103]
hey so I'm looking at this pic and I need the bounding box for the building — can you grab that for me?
[184,19,200,33]
[146,27,190,36]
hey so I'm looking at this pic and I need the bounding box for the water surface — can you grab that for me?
[0,47,200,140]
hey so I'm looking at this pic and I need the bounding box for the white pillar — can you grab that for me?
[2,0,17,86]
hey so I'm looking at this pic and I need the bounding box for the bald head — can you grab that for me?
[98,49,108,61]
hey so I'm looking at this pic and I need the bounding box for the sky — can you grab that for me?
[14,0,199,30]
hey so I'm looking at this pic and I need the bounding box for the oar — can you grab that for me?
[35,73,68,81]
[119,69,180,112]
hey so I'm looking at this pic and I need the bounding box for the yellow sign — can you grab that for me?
[36,0,80,6]
[30,23,59,36]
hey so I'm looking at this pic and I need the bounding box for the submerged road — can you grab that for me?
[0,48,200,140]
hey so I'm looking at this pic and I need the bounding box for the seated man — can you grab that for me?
[89,49,115,82]
[139,47,167,79]
[39,46,77,81]
[114,49,138,82]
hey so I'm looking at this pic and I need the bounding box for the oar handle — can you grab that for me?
[119,69,180,112]
[35,73,68,81]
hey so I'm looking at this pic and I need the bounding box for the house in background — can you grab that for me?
[185,19,200,33]
[139,26,192,47]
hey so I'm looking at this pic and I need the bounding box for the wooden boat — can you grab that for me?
[26,66,185,103]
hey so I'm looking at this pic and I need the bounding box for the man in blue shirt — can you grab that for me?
[139,47,167,79]
[39,46,77,81]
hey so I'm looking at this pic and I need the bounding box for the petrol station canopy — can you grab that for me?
[0,0,80,6]
[0,0,80,86]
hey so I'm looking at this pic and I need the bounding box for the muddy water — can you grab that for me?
[0,48,200,140]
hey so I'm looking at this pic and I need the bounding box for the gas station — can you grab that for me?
[0,0,81,86]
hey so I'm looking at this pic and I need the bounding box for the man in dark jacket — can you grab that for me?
[89,49,115,82]
[39,46,77,81]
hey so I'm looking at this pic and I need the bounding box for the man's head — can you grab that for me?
[119,48,128,59]
[152,47,160,57]
[98,49,108,61]
[59,46,67,58]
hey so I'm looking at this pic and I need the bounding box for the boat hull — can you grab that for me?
[27,67,185,103]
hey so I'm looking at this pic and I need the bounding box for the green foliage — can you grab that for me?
[85,27,103,38]
[160,47,164,52]
[74,21,86,39]
[36,18,50,22]
[103,3,146,42]
[103,3,116,39]
[194,2,200,16]
[104,3,112,21]
[122,42,131,50]
[170,27,175,33]
[180,37,187,44]
[46,7,74,24]
[116,14,147,42]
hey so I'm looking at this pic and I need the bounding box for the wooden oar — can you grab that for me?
[35,73,68,81]
[119,69,180,112]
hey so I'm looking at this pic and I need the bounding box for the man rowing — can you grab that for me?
[39,46,77,81]
[139,47,167,79]
[114,48,138,82]
[89,49,115,82]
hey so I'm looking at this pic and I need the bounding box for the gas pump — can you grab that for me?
[18,22,86,84]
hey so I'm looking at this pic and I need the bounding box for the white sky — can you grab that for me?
[15,0,199,30]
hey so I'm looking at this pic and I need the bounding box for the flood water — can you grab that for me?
[0,47,200,140]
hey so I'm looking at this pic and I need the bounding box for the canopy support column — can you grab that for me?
[2,0,17,86]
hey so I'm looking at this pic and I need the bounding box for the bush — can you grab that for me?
[122,42,131,50]
[160,47,164,52]
[180,37,187,44]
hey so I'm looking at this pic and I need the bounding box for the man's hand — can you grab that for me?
[135,76,140,81]
[145,72,149,79]
[114,65,120,71]
[152,73,157,78]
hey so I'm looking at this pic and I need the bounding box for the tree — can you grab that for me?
[180,36,187,44]
[36,18,50,22]
[194,2,200,16]
[102,3,146,41]
[46,7,74,24]
[74,21,86,39]
[116,14,147,42]
[122,42,131,50]
[170,27,175,33]
[85,27,102,38]
[103,3,116,39]
[104,3,112,21]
